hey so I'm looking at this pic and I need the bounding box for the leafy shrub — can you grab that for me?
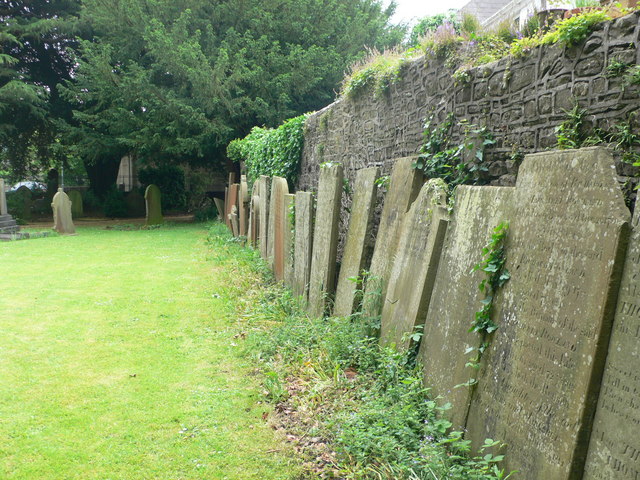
[227,113,308,186]
[341,48,410,99]
[510,36,541,57]
[193,198,218,222]
[541,9,610,47]
[102,187,128,218]
[138,164,186,211]
[408,11,460,47]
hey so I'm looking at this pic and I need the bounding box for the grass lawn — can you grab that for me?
[0,223,297,479]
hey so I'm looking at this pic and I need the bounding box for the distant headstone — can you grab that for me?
[258,176,271,260]
[144,184,163,225]
[294,191,314,301]
[419,185,514,431]
[362,157,423,319]
[13,186,33,221]
[333,167,379,317]
[68,190,83,218]
[125,189,146,217]
[51,188,76,235]
[380,178,449,349]
[0,179,7,215]
[268,177,289,281]
[466,148,630,479]
[213,198,225,221]
[283,193,295,288]
[307,164,343,318]
[583,201,640,480]
[239,175,249,236]
[227,184,239,236]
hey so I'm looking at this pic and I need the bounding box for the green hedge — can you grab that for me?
[227,113,309,186]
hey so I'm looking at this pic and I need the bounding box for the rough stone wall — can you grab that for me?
[297,12,640,260]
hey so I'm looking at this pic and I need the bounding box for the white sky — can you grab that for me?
[386,0,470,25]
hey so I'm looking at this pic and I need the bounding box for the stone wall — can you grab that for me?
[297,12,640,259]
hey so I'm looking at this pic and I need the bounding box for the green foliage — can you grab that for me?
[605,58,632,77]
[623,65,640,86]
[102,187,128,218]
[541,10,611,47]
[555,103,602,149]
[193,198,218,222]
[341,49,412,99]
[227,114,308,186]
[407,11,460,47]
[510,36,541,57]
[609,113,640,165]
[138,165,186,211]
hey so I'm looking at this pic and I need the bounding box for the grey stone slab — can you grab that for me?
[466,147,630,480]
[334,167,379,317]
[308,164,343,318]
[258,176,271,260]
[227,184,239,236]
[52,188,76,234]
[0,179,7,215]
[68,190,83,218]
[249,193,259,248]
[294,192,314,301]
[240,175,249,236]
[213,198,225,222]
[284,193,296,289]
[268,177,289,280]
[583,203,640,480]
[419,185,514,431]
[145,184,163,226]
[380,178,449,349]
[362,157,423,319]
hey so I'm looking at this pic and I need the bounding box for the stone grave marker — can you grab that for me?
[224,186,230,230]
[144,184,163,225]
[308,164,343,318]
[0,179,7,215]
[125,189,146,217]
[333,167,379,317]
[465,147,630,479]
[68,190,83,218]
[249,193,260,248]
[267,177,289,281]
[51,188,76,234]
[583,201,640,480]
[283,193,295,288]
[418,185,514,431]
[14,186,33,221]
[258,176,271,259]
[294,191,314,301]
[229,205,239,237]
[380,178,449,349]
[362,157,423,319]
[213,198,225,221]
[227,184,239,236]
[239,175,249,236]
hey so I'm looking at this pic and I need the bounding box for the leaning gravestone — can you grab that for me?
[333,167,379,317]
[144,184,163,225]
[294,191,314,301]
[213,198,225,222]
[68,190,83,218]
[51,188,76,235]
[249,193,260,248]
[227,184,239,236]
[239,175,249,236]
[380,178,449,349]
[465,148,630,479]
[258,176,271,260]
[268,177,289,279]
[283,193,296,289]
[307,164,343,318]
[362,157,423,319]
[418,185,514,431]
[583,202,640,480]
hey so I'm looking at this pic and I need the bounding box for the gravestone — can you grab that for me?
[13,186,33,221]
[362,157,423,319]
[465,148,630,479]
[268,177,289,279]
[307,164,343,318]
[227,184,239,236]
[125,189,146,217]
[51,188,76,234]
[250,194,260,248]
[229,205,239,237]
[213,198,225,221]
[380,178,449,349]
[418,185,514,430]
[283,193,296,288]
[239,175,249,236]
[68,190,83,218]
[224,186,230,230]
[333,167,379,317]
[258,176,271,259]
[144,184,163,225]
[583,203,640,480]
[0,179,7,215]
[294,191,314,301]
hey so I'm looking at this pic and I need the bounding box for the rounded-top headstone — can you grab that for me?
[51,188,76,234]
[144,184,163,225]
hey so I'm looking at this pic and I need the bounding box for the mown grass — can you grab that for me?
[0,222,298,479]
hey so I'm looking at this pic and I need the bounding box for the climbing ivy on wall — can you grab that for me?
[227,114,309,186]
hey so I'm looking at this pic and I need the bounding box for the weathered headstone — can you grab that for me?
[333,167,379,317]
[125,189,146,217]
[229,205,239,237]
[258,176,271,259]
[13,186,33,221]
[224,186,230,230]
[307,164,343,318]
[51,188,76,234]
[239,175,249,236]
[213,198,225,221]
[583,202,640,480]
[68,190,83,218]
[418,185,514,431]
[283,193,296,288]
[144,184,163,225]
[227,184,239,236]
[380,178,449,349]
[362,157,423,319]
[465,148,630,479]
[0,179,7,215]
[294,191,314,301]
[267,177,289,281]
[249,194,260,248]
